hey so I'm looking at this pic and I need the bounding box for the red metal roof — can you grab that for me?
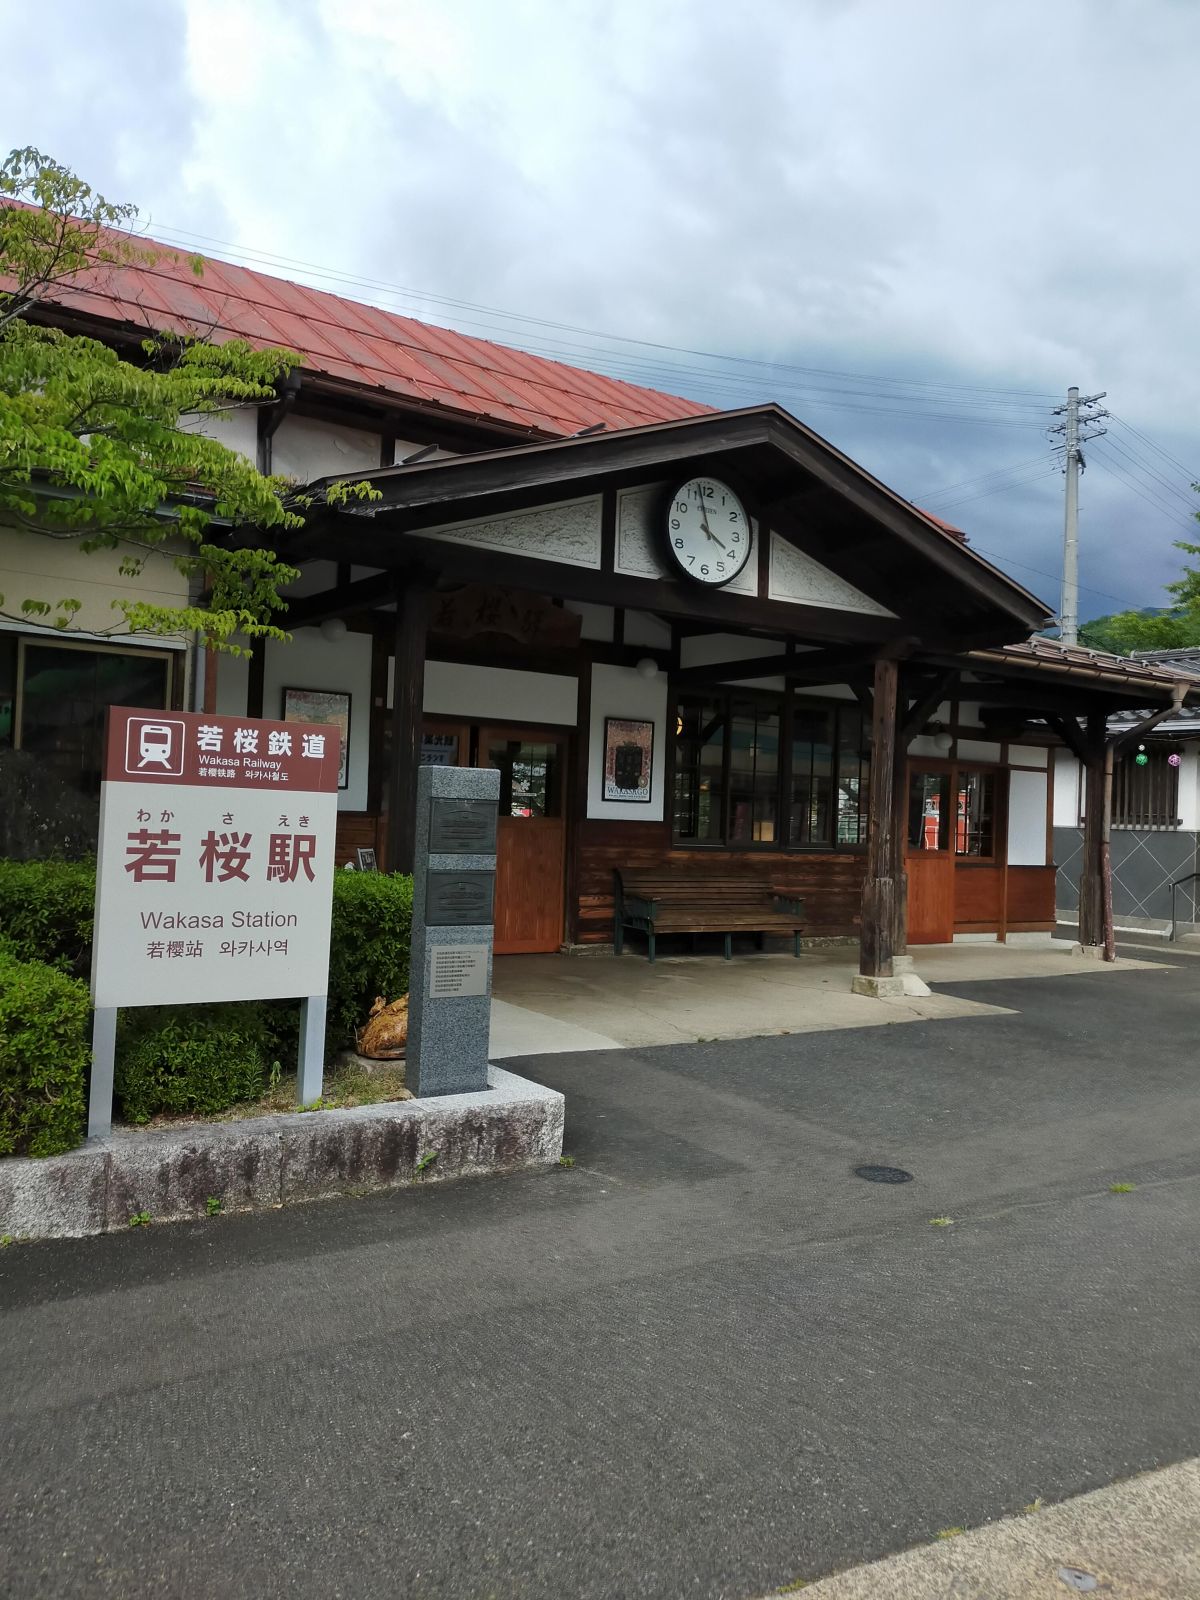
[8,209,713,439]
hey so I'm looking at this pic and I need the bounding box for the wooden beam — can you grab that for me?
[900,669,957,747]
[1044,712,1091,767]
[386,573,432,875]
[286,571,394,627]
[247,637,265,718]
[859,657,903,979]
[1078,709,1108,950]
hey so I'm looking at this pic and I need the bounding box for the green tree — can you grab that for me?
[0,147,370,651]
[1078,531,1200,655]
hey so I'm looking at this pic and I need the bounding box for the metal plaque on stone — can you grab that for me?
[426,871,495,927]
[429,797,498,855]
[407,764,500,1098]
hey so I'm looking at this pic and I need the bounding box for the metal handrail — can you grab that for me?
[1170,871,1200,942]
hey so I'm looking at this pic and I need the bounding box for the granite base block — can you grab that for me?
[0,1066,564,1240]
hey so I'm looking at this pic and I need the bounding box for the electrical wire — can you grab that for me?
[1109,413,1200,486]
[1096,434,1199,515]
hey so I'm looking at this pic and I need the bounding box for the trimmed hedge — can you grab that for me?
[0,858,95,978]
[0,949,89,1157]
[115,1007,272,1124]
[0,858,414,1129]
[327,870,413,1050]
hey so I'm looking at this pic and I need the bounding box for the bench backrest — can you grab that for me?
[618,867,776,906]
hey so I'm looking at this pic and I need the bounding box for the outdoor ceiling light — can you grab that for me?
[636,656,659,680]
[320,617,349,643]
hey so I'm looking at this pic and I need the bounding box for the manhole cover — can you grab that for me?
[1057,1569,1098,1593]
[854,1164,913,1184]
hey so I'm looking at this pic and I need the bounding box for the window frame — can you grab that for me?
[670,686,869,853]
[1111,742,1182,830]
[11,634,177,752]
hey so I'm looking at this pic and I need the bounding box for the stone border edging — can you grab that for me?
[0,1066,564,1240]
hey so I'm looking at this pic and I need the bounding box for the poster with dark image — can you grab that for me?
[603,717,653,803]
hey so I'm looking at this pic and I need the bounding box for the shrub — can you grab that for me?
[0,950,89,1157]
[327,872,413,1050]
[0,856,414,1066]
[115,1007,272,1124]
[0,857,95,977]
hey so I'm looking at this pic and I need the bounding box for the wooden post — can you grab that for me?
[859,657,902,978]
[387,573,432,876]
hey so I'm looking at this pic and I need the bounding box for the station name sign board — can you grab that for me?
[91,707,341,1008]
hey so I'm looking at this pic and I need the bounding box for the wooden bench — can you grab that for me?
[613,866,806,962]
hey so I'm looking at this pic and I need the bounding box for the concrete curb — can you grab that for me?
[0,1065,564,1240]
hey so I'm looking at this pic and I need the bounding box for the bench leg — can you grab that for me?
[648,931,656,963]
[723,933,732,961]
[793,930,801,958]
[614,921,624,957]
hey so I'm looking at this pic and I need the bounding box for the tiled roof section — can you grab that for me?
[1131,648,1200,677]
[6,208,713,438]
[971,637,1200,697]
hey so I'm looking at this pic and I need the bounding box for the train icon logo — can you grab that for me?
[124,717,186,777]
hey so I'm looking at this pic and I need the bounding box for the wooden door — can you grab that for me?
[906,766,956,944]
[480,727,567,955]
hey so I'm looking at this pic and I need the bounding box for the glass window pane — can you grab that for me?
[19,643,171,799]
[485,737,561,818]
[908,770,951,851]
[729,702,779,844]
[0,633,15,748]
[835,706,870,845]
[955,770,995,857]
[673,700,725,843]
[791,706,833,846]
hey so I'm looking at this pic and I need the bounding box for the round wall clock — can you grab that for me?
[663,477,753,586]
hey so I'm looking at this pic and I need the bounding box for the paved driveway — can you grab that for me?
[3,958,1200,1598]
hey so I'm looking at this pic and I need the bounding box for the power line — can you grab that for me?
[1087,448,1198,527]
[1109,413,1200,486]
[139,217,1063,410]
[1095,432,1199,514]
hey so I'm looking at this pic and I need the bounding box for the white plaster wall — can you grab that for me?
[1008,768,1050,865]
[957,738,1002,763]
[0,523,190,637]
[215,649,250,717]
[625,611,672,650]
[679,634,784,670]
[262,628,373,810]
[562,601,614,642]
[1054,751,1081,826]
[271,416,382,483]
[1009,744,1049,768]
[587,663,669,821]
[1178,748,1200,830]
[180,406,259,462]
[957,700,985,728]
[418,661,578,727]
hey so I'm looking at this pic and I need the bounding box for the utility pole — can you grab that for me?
[1050,387,1108,644]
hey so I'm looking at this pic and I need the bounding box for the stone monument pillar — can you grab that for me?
[406,765,501,1097]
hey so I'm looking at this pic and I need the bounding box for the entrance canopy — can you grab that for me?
[272,404,1052,651]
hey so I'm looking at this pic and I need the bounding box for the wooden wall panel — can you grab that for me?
[574,820,867,943]
[1006,865,1056,928]
[495,816,566,954]
[335,812,380,868]
[954,865,1004,928]
[907,854,955,943]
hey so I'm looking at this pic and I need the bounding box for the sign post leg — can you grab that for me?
[298,994,327,1107]
[88,1007,118,1140]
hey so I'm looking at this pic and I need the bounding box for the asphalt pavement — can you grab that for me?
[3,956,1200,1599]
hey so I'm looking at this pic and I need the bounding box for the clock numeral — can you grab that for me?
[700,564,709,576]
[674,537,684,549]
[716,562,725,573]
[676,501,689,514]
[731,532,740,543]
[704,485,714,498]
[686,553,695,564]
[729,511,738,521]
[670,518,680,530]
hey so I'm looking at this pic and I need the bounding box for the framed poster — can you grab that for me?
[282,687,351,789]
[603,717,654,803]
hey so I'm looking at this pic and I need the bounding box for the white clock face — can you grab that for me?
[665,478,753,586]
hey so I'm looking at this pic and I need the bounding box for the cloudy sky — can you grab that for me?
[7,0,1200,621]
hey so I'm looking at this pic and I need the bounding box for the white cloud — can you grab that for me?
[5,0,1199,617]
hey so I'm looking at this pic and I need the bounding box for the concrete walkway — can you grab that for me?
[4,957,1199,1597]
[489,941,1168,1056]
[784,1457,1200,1598]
